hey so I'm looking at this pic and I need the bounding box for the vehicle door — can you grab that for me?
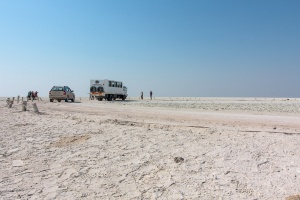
[69,87,74,99]
[68,87,74,99]
[64,87,70,99]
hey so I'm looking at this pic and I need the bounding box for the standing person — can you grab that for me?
[141,91,143,100]
[150,90,153,100]
[27,91,32,100]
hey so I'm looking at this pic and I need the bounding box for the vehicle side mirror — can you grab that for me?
[71,90,74,92]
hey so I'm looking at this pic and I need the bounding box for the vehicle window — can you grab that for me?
[65,87,71,92]
[109,81,112,87]
[51,86,64,91]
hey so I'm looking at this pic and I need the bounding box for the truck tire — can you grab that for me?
[122,96,125,101]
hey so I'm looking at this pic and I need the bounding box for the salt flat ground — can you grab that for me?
[1,97,300,199]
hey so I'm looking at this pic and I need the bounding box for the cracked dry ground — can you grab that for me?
[1,99,300,199]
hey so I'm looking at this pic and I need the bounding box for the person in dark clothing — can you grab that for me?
[150,90,153,100]
[34,91,38,99]
[141,91,143,100]
[27,91,32,100]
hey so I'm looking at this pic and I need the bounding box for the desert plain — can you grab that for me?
[1,97,300,200]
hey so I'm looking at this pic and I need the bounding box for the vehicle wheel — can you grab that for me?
[71,98,74,102]
[108,95,112,101]
[99,98,103,101]
[50,99,53,102]
[58,100,61,102]
[122,96,125,101]
[65,98,68,102]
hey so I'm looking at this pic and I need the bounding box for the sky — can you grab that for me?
[0,0,299,98]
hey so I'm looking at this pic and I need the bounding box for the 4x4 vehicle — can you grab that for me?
[49,86,75,102]
[90,79,127,101]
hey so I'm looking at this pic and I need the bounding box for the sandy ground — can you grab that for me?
[1,97,300,199]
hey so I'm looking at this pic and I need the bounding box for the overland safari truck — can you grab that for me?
[90,79,128,101]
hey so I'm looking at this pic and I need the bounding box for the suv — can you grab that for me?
[49,86,75,102]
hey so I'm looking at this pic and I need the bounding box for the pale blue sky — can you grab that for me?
[0,0,299,97]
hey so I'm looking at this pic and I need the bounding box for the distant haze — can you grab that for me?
[0,0,299,98]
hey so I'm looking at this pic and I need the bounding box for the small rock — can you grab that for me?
[28,189,36,196]
[14,178,23,183]
[43,175,52,179]
[174,157,184,163]
[7,148,19,155]
[26,138,34,142]
[13,160,24,167]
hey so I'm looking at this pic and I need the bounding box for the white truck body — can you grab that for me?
[90,79,127,101]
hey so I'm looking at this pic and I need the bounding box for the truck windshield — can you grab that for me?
[97,87,104,92]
